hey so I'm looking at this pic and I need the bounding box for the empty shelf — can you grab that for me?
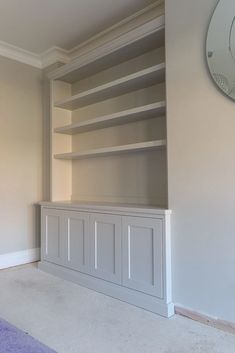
[54,102,166,135]
[54,140,166,160]
[54,64,165,110]
[49,17,165,83]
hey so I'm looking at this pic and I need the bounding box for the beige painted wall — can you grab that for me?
[166,0,235,322]
[0,56,43,254]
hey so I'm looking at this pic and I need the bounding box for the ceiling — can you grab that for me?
[0,0,156,55]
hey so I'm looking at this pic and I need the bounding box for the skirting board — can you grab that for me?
[38,261,174,318]
[0,248,40,270]
[175,306,235,335]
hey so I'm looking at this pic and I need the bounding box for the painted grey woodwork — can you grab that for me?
[49,17,165,83]
[54,140,166,160]
[54,102,166,135]
[44,10,171,318]
[39,259,174,318]
[54,64,165,110]
[61,211,90,273]
[40,201,170,216]
[50,12,167,205]
[41,208,63,265]
[39,203,173,317]
[90,213,122,284]
[122,216,163,298]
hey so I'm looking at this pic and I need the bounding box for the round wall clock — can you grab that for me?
[207,0,235,100]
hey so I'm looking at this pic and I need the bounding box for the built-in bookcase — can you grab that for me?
[40,6,174,318]
[49,14,167,208]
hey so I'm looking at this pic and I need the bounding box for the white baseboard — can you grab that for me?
[175,305,235,335]
[0,248,40,270]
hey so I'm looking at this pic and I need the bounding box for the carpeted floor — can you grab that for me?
[0,318,56,353]
[0,264,235,353]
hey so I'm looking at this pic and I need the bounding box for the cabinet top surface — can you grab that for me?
[39,201,171,216]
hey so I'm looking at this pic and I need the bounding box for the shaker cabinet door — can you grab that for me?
[41,208,63,265]
[122,216,163,298]
[61,211,90,273]
[90,213,122,284]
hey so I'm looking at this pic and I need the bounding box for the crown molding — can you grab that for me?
[40,47,70,69]
[0,40,41,68]
[68,0,164,59]
[49,15,165,80]
[0,1,164,70]
[0,40,70,69]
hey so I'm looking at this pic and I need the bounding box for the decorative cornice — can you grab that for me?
[0,0,164,70]
[68,0,164,60]
[40,47,70,69]
[49,15,165,80]
[0,41,70,69]
[0,40,41,68]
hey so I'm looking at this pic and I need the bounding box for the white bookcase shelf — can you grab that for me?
[54,64,165,110]
[54,140,166,160]
[49,16,165,83]
[50,9,167,207]
[54,102,166,135]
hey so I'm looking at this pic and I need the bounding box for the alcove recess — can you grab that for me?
[50,14,167,208]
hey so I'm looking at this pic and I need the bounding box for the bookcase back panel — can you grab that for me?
[72,116,165,151]
[71,48,165,96]
[71,149,167,206]
[71,83,165,124]
[50,12,167,206]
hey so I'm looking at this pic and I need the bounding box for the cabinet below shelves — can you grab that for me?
[39,203,173,317]
[54,140,166,160]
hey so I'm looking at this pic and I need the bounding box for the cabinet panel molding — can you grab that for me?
[40,202,172,317]
[61,211,90,273]
[41,208,63,265]
[122,216,163,298]
[90,213,122,284]
[41,10,172,318]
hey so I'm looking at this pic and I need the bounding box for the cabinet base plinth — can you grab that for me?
[38,260,174,318]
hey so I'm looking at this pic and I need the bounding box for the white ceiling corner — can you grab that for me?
[40,47,70,69]
[0,40,41,68]
[0,0,160,69]
[0,41,71,69]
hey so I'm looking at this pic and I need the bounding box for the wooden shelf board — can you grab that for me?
[49,18,165,83]
[54,140,166,160]
[54,64,165,110]
[54,102,166,135]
